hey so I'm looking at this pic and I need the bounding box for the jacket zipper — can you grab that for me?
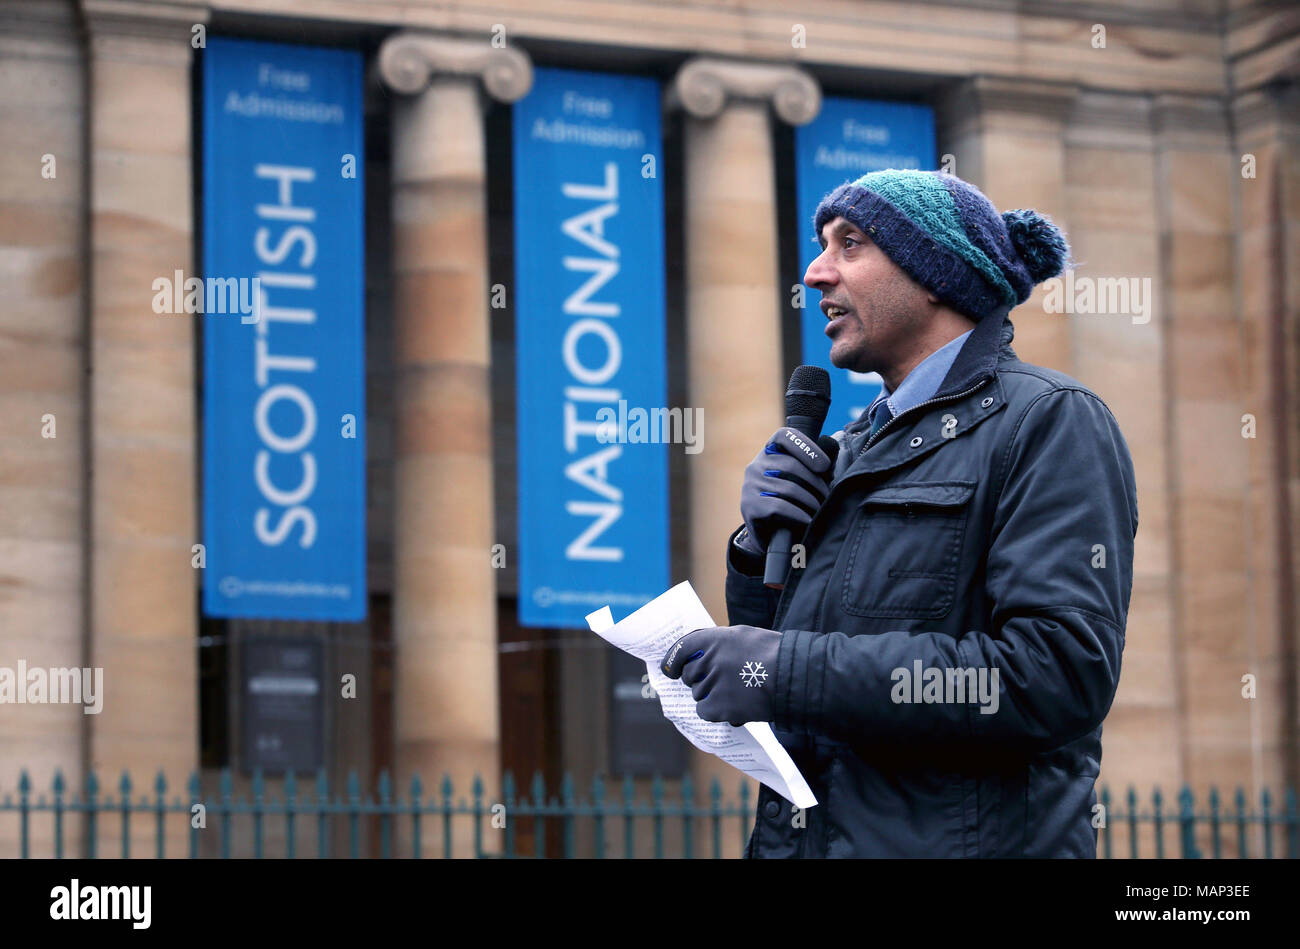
[858,377,992,458]
[776,375,994,857]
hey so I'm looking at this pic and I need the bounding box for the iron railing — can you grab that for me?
[2,770,1296,858]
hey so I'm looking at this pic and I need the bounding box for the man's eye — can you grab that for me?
[843,235,860,248]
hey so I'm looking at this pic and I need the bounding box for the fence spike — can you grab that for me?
[1178,785,1197,858]
[1286,788,1298,859]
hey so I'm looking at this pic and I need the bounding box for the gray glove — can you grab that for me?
[737,427,834,557]
[661,625,783,726]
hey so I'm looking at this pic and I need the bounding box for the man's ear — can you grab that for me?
[926,290,942,305]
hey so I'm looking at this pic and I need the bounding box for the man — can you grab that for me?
[661,169,1138,858]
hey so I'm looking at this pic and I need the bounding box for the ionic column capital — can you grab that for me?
[79,0,207,65]
[378,31,533,103]
[667,57,821,126]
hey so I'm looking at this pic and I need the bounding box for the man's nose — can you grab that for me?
[804,250,836,292]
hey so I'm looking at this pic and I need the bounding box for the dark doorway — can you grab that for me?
[497,597,564,856]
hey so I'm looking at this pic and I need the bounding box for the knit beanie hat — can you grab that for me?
[812,169,1071,323]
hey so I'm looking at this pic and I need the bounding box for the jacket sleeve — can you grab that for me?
[771,388,1139,752]
[723,524,782,629]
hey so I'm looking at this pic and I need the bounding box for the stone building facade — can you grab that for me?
[0,0,1296,857]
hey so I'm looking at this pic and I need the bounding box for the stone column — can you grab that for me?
[1148,96,1258,851]
[1232,81,1300,807]
[377,32,531,856]
[667,57,820,822]
[939,77,1076,372]
[1058,93,1180,829]
[0,0,87,858]
[82,0,203,858]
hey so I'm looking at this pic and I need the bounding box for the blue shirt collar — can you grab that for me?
[866,328,973,427]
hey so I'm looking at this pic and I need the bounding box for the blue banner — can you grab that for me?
[513,67,669,628]
[201,37,366,621]
[795,98,935,432]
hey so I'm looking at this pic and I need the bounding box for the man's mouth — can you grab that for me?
[823,303,852,339]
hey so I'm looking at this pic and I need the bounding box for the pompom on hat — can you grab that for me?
[812,169,1071,323]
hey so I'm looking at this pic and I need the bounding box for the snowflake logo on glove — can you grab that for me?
[739,661,768,688]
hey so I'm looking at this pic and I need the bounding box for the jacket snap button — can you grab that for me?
[764,800,781,819]
[909,436,923,448]
[981,396,994,407]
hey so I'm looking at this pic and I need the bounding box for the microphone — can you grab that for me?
[764,365,832,589]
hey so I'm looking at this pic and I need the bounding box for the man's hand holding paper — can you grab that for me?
[661,625,782,728]
[585,582,816,810]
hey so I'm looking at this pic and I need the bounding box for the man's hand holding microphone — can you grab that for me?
[734,426,836,577]
[660,367,838,726]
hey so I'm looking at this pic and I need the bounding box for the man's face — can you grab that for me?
[804,217,932,374]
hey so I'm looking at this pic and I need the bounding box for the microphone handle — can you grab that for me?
[762,412,825,590]
[764,528,794,589]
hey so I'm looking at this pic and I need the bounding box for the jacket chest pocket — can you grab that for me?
[840,480,976,620]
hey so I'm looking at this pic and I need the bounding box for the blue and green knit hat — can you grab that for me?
[812,169,1071,322]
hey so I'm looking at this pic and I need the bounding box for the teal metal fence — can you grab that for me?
[2,770,1296,858]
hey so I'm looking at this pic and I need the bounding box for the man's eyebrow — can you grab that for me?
[813,219,863,246]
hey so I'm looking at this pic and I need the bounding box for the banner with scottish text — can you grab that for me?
[201,37,366,621]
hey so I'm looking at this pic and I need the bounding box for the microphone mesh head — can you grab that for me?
[785,365,831,418]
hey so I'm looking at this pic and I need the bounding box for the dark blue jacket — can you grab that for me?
[726,312,1138,857]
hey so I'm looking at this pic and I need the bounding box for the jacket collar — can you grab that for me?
[831,307,1018,482]
[933,304,1016,399]
[840,307,1016,441]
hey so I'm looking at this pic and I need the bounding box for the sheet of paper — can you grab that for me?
[586,581,817,809]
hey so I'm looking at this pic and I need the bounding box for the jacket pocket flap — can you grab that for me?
[859,480,976,510]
